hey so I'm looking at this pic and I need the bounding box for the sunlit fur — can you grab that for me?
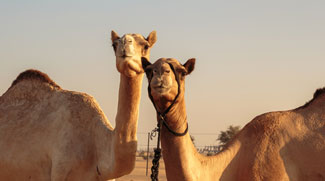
[0,30,157,180]
[144,58,325,180]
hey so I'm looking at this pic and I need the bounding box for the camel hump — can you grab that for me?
[313,87,325,100]
[11,69,61,89]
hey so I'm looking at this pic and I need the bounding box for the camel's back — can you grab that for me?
[0,69,110,129]
[0,76,65,179]
[0,70,112,179]
[0,77,110,145]
[229,109,325,180]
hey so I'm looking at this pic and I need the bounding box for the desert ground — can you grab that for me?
[117,157,167,181]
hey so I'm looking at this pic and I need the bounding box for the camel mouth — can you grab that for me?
[152,85,170,93]
[153,85,167,89]
[120,55,132,58]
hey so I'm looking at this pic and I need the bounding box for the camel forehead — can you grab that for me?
[152,58,181,69]
[129,33,145,39]
[121,34,148,44]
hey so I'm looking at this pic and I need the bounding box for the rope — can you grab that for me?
[162,118,188,136]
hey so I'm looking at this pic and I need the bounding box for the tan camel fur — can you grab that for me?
[142,57,325,181]
[0,30,156,181]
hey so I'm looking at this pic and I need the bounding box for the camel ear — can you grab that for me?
[111,30,120,43]
[146,31,157,47]
[183,58,196,75]
[141,57,153,78]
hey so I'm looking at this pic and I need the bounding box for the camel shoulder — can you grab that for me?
[63,90,104,116]
[61,90,111,128]
[220,112,289,154]
[241,111,293,141]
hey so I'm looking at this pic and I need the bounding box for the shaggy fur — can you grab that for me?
[297,87,325,109]
[10,69,60,89]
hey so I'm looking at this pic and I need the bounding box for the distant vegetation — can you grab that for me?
[217,125,241,147]
[138,150,154,160]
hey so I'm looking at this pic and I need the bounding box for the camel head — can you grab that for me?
[142,57,195,112]
[111,30,157,77]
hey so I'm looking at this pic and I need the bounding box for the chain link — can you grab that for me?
[150,148,161,181]
[150,127,159,140]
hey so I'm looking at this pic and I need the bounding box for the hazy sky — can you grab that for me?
[1,0,324,148]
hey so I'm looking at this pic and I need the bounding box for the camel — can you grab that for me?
[0,30,157,180]
[142,57,325,181]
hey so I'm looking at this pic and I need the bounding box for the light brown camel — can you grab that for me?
[0,30,156,181]
[142,57,325,181]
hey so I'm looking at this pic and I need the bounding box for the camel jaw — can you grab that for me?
[116,57,144,77]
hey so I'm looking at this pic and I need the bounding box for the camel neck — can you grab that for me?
[109,74,144,177]
[162,97,187,134]
[114,74,143,142]
[95,73,144,179]
[159,97,241,180]
[160,97,200,180]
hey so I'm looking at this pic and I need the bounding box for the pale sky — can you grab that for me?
[1,0,324,148]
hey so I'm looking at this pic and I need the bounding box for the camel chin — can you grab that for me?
[123,69,137,77]
[117,59,143,77]
[151,87,171,97]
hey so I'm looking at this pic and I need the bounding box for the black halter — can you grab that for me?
[148,62,188,181]
[148,62,189,136]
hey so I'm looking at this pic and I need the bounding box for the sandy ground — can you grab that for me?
[116,157,167,181]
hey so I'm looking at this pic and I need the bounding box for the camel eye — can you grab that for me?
[165,70,170,74]
[153,70,157,74]
[144,45,149,50]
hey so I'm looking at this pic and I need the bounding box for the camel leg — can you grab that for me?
[50,165,71,181]
[50,157,78,181]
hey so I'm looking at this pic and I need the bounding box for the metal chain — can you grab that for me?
[150,127,159,140]
[150,118,163,181]
[150,147,161,181]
